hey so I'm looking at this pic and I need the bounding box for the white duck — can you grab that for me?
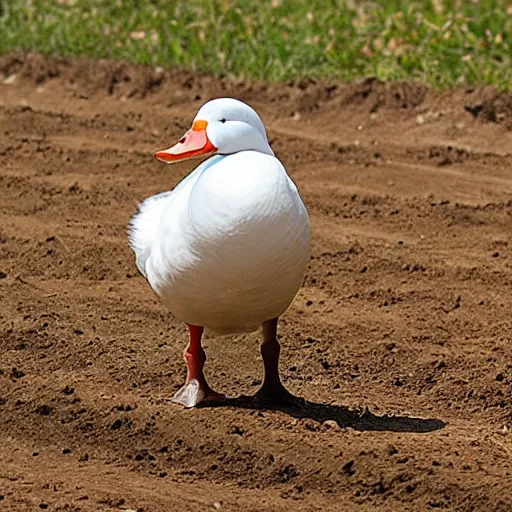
[129,98,310,408]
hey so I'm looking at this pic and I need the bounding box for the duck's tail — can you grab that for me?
[128,191,173,278]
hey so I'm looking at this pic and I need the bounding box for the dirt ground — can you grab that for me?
[1,53,512,512]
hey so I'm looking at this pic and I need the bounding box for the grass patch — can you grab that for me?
[0,0,511,87]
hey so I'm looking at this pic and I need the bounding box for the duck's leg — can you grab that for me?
[171,324,226,408]
[254,318,297,404]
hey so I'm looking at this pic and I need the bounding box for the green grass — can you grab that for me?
[1,0,511,88]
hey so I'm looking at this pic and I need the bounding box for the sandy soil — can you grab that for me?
[1,53,512,512]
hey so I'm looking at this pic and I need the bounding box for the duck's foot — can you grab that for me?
[245,380,305,408]
[171,379,226,408]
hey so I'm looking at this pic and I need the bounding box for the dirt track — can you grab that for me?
[1,53,512,511]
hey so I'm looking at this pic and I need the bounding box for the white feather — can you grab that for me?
[129,99,310,334]
[129,191,172,278]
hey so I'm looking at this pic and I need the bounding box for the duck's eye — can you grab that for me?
[220,118,226,124]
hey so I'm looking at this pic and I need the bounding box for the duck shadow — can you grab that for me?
[200,396,445,433]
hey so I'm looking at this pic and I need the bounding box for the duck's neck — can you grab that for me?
[249,136,274,156]
[259,144,275,157]
[221,132,275,157]
[219,143,275,158]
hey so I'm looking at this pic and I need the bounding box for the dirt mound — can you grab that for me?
[1,53,512,511]
[2,51,511,127]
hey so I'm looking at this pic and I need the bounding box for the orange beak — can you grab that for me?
[155,119,217,163]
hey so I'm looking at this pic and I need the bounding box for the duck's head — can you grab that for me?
[155,98,274,163]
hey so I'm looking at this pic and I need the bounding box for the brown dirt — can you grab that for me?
[1,52,512,512]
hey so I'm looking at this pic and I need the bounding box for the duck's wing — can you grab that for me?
[128,160,214,279]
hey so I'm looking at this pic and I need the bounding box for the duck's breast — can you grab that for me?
[147,151,310,333]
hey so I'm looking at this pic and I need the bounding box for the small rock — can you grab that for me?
[388,445,398,455]
[3,74,17,85]
[323,420,340,431]
[231,425,244,436]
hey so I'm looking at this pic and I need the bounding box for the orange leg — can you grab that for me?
[171,325,225,408]
[255,318,297,404]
